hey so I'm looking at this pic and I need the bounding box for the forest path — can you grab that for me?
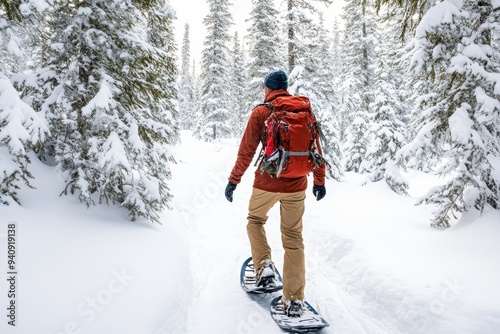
[171,131,399,334]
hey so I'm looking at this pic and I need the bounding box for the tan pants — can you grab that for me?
[247,188,306,301]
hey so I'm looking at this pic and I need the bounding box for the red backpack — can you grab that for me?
[259,96,327,178]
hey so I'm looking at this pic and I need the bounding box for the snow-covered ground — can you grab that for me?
[1,131,500,334]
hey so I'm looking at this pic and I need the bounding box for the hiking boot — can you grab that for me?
[283,298,304,318]
[255,259,276,287]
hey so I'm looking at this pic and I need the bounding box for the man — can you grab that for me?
[225,69,326,317]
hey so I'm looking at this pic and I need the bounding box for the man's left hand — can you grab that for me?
[312,184,326,201]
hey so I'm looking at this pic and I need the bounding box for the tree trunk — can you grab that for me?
[288,0,295,72]
[362,0,370,113]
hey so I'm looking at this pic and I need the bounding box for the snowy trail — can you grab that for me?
[171,132,400,334]
[171,132,500,334]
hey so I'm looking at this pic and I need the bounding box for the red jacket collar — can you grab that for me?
[264,89,291,103]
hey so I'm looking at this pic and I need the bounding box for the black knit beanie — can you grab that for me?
[264,70,288,90]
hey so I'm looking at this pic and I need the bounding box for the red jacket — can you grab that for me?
[229,89,325,193]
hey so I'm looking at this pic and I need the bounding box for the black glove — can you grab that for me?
[225,181,237,202]
[312,184,326,201]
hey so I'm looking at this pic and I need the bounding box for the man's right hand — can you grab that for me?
[225,181,237,202]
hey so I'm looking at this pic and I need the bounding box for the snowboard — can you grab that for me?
[240,257,283,293]
[270,296,330,333]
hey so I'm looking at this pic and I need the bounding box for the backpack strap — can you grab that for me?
[252,102,272,167]
[252,102,272,110]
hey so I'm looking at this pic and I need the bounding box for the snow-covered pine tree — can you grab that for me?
[314,16,343,181]
[197,0,233,141]
[230,32,247,136]
[366,29,408,194]
[140,0,180,214]
[362,8,409,195]
[178,23,194,131]
[339,0,377,173]
[0,1,49,205]
[0,4,21,75]
[245,0,283,107]
[376,5,414,131]
[325,18,344,181]
[287,9,315,96]
[191,58,203,127]
[401,0,500,227]
[38,0,179,223]
[330,19,345,138]
[343,116,370,174]
[146,0,179,139]
[7,1,52,126]
[284,0,333,73]
[0,74,49,205]
[392,10,438,172]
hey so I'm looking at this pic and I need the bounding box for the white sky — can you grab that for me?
[167,0,345,71]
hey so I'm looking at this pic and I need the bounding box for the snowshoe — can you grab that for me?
[240,257,283,294]
[270,296,330,333]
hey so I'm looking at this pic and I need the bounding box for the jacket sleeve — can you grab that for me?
[313,137,326,186]
[229,107,264,184]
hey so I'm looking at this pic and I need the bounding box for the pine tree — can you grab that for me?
[140,0,180,217]
[362,10,409,194]
[146,0,179,143]
[197,0,233,141]
[245,0,284,107]
[230,32,247,136]
[339,0,377,173]
[178,23,194,131]
[378,6,414,131]
[37,0,179,223]
[0,74,49,205]
[0,6,21,74]
[0,1,49,205]
[285,0,333,73]
[191,58,203,128]
[314,16,343,181]
[287,9,315,96]
[367,46,408,194]
[343,115,370,173]
[326,19,344,181]
[401,0,500,227]
[331,19,350,145]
